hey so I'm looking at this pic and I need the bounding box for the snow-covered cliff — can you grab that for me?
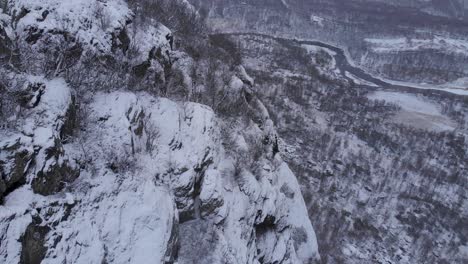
[0,0,319,263]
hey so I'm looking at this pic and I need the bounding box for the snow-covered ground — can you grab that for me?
[345,71,379,87]
[310,15,325,27]
[302,44,337,57]
[367,91,456,131]
[381,77,468,96]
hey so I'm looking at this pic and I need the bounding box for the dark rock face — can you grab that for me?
[20,217,50,264]
[0,133,80,201]
[0,141,34,201]
[32,161,79,196]
[200,193,223,217]
[132,61,152,78]
[0,22,12,60]
[17,82,46,108]
[25,25,44,44]
[111,28,130,54]
[255,214,276,231]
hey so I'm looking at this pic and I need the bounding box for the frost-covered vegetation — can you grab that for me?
[230,33,468,264]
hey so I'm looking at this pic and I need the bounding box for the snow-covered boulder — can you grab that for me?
[9,0,172,66]
[0,76,78,200]
[10,0,132,53]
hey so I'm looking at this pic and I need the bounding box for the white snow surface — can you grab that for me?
[368,91,456,131]
[310,15,325,27]
[381,78,468,96]
[127,22,172,63]
[345,71,379,87]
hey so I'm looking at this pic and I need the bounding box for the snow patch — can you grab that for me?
[345,71,379,87]
[310,15,325,27]
[367,91,456,131]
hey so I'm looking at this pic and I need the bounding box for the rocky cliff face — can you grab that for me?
[0,0,319,263]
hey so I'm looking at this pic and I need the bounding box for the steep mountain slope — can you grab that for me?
[0,1,319,263]
[221,32,468,264]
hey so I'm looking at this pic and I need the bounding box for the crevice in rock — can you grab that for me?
[0,148,34,202]
[163,214,180,264]
[111,28,130,54]
[254,214,278,264]
[59,96,78,142]
[255,214,277,235]
[179,151,213,223]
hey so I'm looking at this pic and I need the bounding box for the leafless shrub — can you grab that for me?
[104,147,137,174]
[166,68,188,99]
[95,2,111,31]
[231,138,265,183]
[65,50,130,93]
[232,151,248,182]
[144,121,160,154]
[128,0,206,37]
[220,122,237,155]
[127,32,141,61]
[315,49,332,67]
[208,34,242,66]
[0,72,14,127]
[200,58,241,113]
[0,71,30,128]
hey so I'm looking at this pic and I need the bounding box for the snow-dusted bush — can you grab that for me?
[144,121,160,155]
[128,0,206,37]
